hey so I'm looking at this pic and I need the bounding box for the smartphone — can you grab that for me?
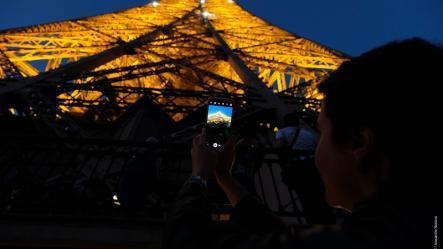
[206,97,234,149]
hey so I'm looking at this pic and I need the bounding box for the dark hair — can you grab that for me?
[318,38,443,209]
[283,113,299,127]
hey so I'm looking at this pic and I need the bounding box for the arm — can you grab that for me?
[216,173,249,206]
[163,130,217,249]
[215,137,286,233]
[163,180,211,249]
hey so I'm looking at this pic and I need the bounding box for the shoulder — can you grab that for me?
[280,127,296,134]
[276,127,291,139]
[299,128,316,139]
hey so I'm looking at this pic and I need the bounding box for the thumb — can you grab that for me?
[224,135,239,151]
[236,138,245,147]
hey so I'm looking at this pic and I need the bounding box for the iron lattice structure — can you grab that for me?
[0,3,351,244]
[0,0,348,138]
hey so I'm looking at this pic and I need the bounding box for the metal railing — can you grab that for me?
[0,135,325,248]
[0,136,310,221]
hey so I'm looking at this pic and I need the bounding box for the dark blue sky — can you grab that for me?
[1,0,442,56]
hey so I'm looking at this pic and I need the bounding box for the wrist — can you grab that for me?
[215,171,232,184]
[192,169,209,181]
[189,175,208,188]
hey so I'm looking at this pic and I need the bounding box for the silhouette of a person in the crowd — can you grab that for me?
[275,113,317,151]
[164,38,442,249]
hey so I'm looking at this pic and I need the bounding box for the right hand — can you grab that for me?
[214,136,241,182]
[191,128,218,181]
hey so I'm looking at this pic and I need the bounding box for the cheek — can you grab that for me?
[315,133,343,204]
[315,134,333,179]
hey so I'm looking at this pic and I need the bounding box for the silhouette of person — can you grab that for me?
[164,38,442,249]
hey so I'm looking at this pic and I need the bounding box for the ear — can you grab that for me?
[350,127,375,163]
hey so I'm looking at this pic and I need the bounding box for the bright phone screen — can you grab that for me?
[206,100,233,148]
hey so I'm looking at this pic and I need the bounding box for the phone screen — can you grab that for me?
[206,99,233,149]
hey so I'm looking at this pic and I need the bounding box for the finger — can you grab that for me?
[236,138,245,147]
[193,134,201,148]
[201,128,206,143]
[223,135,238,150]
[194,129,206,149]
[193,134,198,147]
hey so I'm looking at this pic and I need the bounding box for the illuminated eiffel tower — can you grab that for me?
[0,0,348,138]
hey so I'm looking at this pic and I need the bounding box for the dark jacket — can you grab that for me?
[163,181,434,249]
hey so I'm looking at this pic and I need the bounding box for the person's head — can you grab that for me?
[315,38,443,212]
[283,113,299,127]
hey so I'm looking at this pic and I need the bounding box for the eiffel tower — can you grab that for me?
[0,1,350,246]
[0,0,348,139]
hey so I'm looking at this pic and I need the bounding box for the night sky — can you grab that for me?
[1,0,442,56]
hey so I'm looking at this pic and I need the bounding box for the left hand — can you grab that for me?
[191,128,218,180]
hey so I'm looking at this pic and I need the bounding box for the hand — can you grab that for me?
[191,128,217,180]
[214,135,241,183]
[214,135,250,206]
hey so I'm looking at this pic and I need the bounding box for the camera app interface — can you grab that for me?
[206,101,233,148]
